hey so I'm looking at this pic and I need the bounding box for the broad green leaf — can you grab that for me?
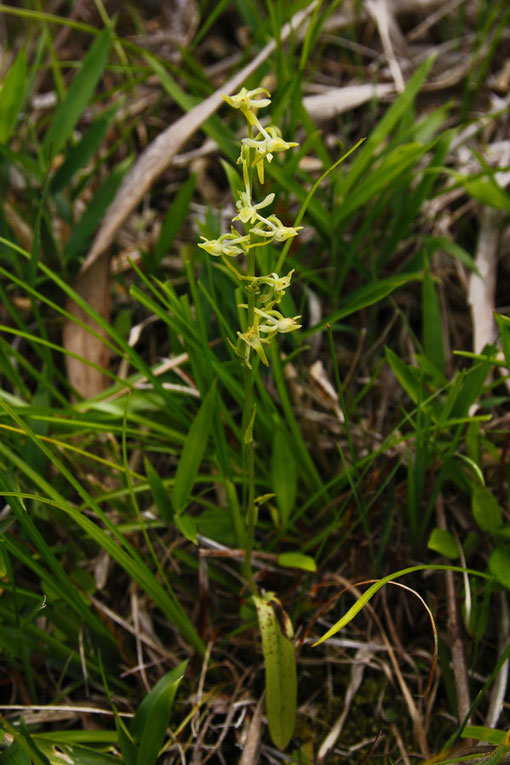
[172,381,217,515]
[51,104,118,192]
[472,485,503,533]
[254,593,296,751]
[463,726,507,746]
[489,546,510,589]
[271,426,297,529]
[29,740,120,765]
[131,662,187,765]
[428,528,459,559]
[175,514,198,544]
[278,552,317,572]
[116,723,136,765]
[463,729,510,765]
[43,26,112,160]
[385,346,421,404]
[0,49,27,144]
[0,741,30,765]
[422,267,445,375]
[461,177,510,213]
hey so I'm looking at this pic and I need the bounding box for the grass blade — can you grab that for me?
[0,48,27,144]
[172,381,217,516]
[43,26,112,160]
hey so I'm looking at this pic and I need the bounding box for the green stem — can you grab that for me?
[242,244,258,594]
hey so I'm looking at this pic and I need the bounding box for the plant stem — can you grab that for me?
[242,244,258,594]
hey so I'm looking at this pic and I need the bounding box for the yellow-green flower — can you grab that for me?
[254,307,302,334]
[198,231,250,257]
[242,126,298,182]
[234,191,275,225]
[257,270,295,303]
[251,214,303,242]
[222,87,271,126]
[237,325,269,367]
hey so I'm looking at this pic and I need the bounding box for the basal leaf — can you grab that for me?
[254,592,296,751]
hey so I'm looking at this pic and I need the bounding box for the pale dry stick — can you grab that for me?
[381,587,419,676]
[436,494,472,726]
[380,622,429,756]
[391,723,412,765]
[89,594,178,661]
[302,82,395,120]
[0,704,134,719]
[202,667,252,764]
[192,639,214,739]
[323,0,454,38]
[468,206,502,357]
[407,0,466,41]
[130,581,151,693]
[191,709,216,765]
[239,694,264,765]
[78,626,90,698]
[317,648,374,762]
[365,0,405,92]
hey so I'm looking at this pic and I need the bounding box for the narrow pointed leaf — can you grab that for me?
[0,49,27,144]
[43,26,112,159]
[172,381,217,515]
[131,661,188,765]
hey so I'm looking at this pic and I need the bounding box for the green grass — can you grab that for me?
[0,1,509,762]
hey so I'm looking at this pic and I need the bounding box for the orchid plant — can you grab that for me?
[198,87,301,750]
[198,86,302,371]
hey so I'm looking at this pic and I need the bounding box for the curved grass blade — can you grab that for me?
[313,564,494,646]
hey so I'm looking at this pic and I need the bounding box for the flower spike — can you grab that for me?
[202,85,302,368]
